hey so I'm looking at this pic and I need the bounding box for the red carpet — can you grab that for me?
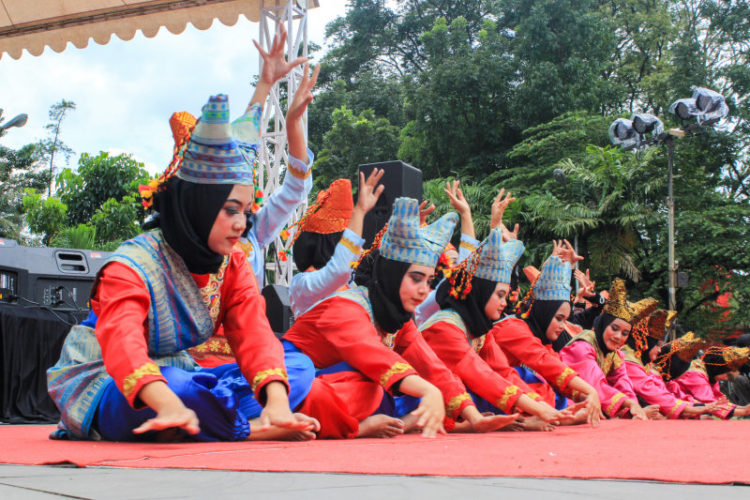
[1,420,748,484]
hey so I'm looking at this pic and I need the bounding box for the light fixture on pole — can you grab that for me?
[0,109,29,137]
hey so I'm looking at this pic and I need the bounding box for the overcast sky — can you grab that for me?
[0,4,340,175]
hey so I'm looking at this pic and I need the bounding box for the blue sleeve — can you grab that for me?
[289,229,364,318]
[251,149,314,248]
[458,234,480,263]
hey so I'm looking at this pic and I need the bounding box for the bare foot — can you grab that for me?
[518,415,556,432]
[470,413,520,433]
[248,414,317,441]
[401,413,421,434]
[556,408,589,426]
[357,414,405,438]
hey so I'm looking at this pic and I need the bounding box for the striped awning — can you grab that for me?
[0,1,313,60]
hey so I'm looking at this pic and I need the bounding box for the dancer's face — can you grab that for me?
[399,264,434,312]
[208,184,254,255]
[484,282,511,321]
[648,341,664,363]
[545,302,571,342]
[603,318,632,351]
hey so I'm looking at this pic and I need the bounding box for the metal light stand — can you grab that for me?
[258,0,310,286]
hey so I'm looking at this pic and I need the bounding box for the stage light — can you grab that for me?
[609,118,640,150]
[669,87,728,126]
[631,113,664,136]
[669,98,698,121]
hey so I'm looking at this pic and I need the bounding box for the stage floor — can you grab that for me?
[1,465,749,499]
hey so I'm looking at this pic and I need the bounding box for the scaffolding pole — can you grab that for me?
[258,0,310,286]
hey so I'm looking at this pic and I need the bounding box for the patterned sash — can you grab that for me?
[47,230,223,438]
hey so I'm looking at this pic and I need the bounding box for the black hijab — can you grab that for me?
[655,342,692,381]
[435,272,496,338]
[626,328,661,365]
[153,177,233,274]
[702,351,730,384]
[593,313,619,355]
[524,299,568,346]
[366,254,413,334]
[292,231,343,272]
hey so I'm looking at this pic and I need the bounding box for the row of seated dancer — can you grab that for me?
[46,32,750,442]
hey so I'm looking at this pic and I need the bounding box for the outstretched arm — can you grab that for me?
[248,24,308,111]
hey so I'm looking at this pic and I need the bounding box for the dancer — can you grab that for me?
[621,310,709,418]
[660,341,750,418]
[288,170,384,319]
[490,241,603,424]
[559,279,658,419]
[421,227,574,430]
[284,198,518,438]
[47,93,319,442]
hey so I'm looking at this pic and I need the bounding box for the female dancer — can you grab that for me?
[559,279,657,419]
[490,242,603,424]
[284,198,517,437]
[47,88,319,441]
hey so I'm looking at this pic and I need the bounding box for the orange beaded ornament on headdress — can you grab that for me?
[446,241,486,300]
[139,111,197,209]
[702,345,750,372]
[653,332,707,380]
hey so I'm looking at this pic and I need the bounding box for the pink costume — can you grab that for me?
[668,360,735,419]
[559,330,637,418]
[621,346,690,418]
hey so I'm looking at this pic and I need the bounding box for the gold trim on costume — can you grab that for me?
[340,236,362,256]
[606,392,626,416]
[379,362,413,387]
[287,163,312,180]
[123,362,162,398]
[555,367,575,390]
[527,391,541,401]
[459,240,476,252]
[251,367,288,393]
[497,385,520,413]
[667,399,687,419]
[236,240,254,259]
[447,392,473,416]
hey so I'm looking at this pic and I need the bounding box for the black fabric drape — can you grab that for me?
[292,231,343,272]
[0,303,86,423]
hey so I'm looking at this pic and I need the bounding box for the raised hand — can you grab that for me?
[490,188,516,229]
[554,239,583,265]
[356,168,386,215]
[500,222,520,242]
[419,200,436,225]
[286,63,320,124]
[254,24,308,87]
[574,268,596,297]
[444,180,471,217]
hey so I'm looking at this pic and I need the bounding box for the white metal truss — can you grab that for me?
[258,0,310,285]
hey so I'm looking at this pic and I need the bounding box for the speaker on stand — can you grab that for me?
[358,161,423,247]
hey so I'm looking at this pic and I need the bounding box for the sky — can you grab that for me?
[0,3,341,176]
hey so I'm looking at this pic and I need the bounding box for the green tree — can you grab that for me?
[91,195,141,247]
[21,189,68,245]
[314,106,401,191]
[0,143,50,240]
[56,151,150,227]
[42,99,76,196]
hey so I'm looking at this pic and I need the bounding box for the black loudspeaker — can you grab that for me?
[0,238,112,311]
[261,284,293,338]
[358,160,423,247]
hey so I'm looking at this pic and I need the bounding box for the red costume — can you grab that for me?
[421,311,546,413]
[491,317,578,405]
[284,291,474,420]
